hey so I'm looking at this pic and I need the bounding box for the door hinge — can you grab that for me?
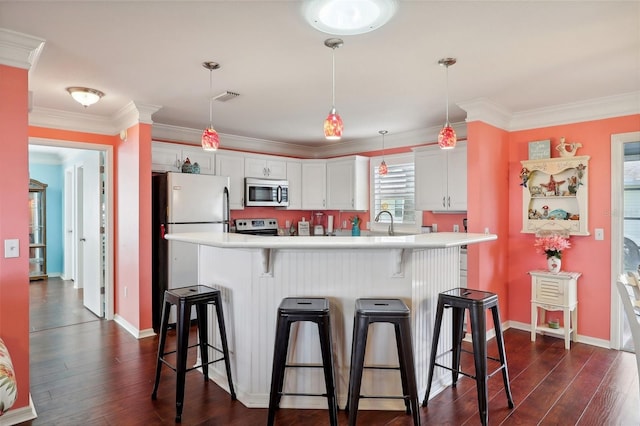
[100,286,105,295]
[100,226,105,234]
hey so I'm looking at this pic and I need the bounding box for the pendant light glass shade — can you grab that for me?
[438,58,457,150]
[201,61,221,151]
[378,130,388,175]
[324,38,344,140]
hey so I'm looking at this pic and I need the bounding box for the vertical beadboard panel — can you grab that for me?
[197,245,461,410]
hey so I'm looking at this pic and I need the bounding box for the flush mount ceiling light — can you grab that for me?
[66,86,104,107]
[378,130,388,175]
[437,57,457,150]
[324,38,344,141]
[201,61,221,151]
[302,0,398,35]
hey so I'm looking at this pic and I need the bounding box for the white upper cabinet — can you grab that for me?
[326,156,369,211]
[215,152,245,210]
[414,143,467,212]
[281,161,302,210]
[244,156,287,179]
[301,161,327,210]
[151,142,215,175]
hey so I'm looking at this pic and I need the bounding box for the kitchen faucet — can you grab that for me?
[374,210,394,236]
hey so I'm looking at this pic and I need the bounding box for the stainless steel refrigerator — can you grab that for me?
[152,172,230,331]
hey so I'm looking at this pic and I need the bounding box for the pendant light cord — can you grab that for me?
[445,64,450,125]
[331,47,336,108]
[209,69,213,128]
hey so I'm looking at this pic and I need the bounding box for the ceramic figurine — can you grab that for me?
[181,157,193,173]
[192,162,201,174]
[519,167,531,187]
[556,137,582,157]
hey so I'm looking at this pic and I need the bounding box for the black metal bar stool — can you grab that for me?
[346,298,420,426]
[423,288,514,426]
[151,285,236,423]
[267,297,338,426]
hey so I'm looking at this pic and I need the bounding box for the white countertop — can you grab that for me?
[164,231,496,249]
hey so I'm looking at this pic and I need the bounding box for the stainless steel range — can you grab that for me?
[234,218,279,236]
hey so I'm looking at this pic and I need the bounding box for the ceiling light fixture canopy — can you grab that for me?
[302,0,399,35]
[66,86,104,107]
[378,130,388,175]
[437,57,457,150]
[201,61,221,151]
[324,38,344,141]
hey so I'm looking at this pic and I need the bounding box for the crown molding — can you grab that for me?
[0,28,45,70]
[509,91,640,131]
[30,106,118,135]
[113,101,162,130]
[459,92,640,131]
[151,123,315,158]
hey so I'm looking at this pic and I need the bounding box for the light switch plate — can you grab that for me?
[595,228,604,240]
[4,239,19,258]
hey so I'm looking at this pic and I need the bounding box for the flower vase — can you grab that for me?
[351,225,360,236]
[547,256,561,274]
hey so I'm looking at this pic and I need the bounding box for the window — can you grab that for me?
[370,153,420,233]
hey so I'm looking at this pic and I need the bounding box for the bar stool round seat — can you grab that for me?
[346,298,421,426]
[151,285,236,423]
[423,288,514,426]
[268,297,338,426]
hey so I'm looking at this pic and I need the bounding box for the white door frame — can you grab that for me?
[63,167,76,281]
[29,137,115,321]
[610,131,640,349]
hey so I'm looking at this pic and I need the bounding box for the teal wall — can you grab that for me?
[29,164,63,276]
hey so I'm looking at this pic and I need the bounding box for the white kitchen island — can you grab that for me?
[164,231,496,411]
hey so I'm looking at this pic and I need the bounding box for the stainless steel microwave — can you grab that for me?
[245,178,289,207]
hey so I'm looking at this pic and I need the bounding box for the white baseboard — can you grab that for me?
[0,394,37,426]
[113,314,156,339]
[507,320,611,349]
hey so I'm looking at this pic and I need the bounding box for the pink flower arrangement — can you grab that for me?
[534,234,571,259]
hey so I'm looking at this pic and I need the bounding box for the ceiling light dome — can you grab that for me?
[302,0,399,35]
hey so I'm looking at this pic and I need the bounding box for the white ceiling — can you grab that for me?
[3,1,639,149]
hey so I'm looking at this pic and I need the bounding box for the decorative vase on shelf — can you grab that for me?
[351,224,360,236]
[547,256,561,274]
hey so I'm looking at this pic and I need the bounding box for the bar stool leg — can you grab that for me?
[213,295,236,399]
[174,299,191,423]
[393,322,411,415]
[491,306,514,408]
[469,305,488,426]
[397,317,421,425]
[347,315,369,426]
[195,303,209,381]
[151,298,171,400]
[268,316,292,426]
[318,315,338,426]
[451,306,466,387]
[422,298,444,407]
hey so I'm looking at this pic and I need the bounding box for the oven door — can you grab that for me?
[245,178,289,207]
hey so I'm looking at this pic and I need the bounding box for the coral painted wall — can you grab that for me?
[0,63,31,411]
[507,115,640,341]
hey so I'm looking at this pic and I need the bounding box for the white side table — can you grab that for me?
[530,270,581,350]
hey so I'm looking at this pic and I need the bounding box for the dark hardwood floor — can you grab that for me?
[23,279,640,425]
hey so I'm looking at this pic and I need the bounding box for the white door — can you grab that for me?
[63,167,75,281]
[78,151,103,317]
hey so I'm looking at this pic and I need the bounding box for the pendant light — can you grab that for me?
[437,57,457,149]
[378,130,388,175]
[324,38,344,140]
[201,61,221,151]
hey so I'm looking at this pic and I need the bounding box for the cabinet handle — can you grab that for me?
[352,198,354,208]
[442,197,446,208]
[448,196,451,207]
[323,199,326,207]
[263,167,267,176]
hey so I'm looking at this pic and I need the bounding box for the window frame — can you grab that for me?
[369,152,421,234]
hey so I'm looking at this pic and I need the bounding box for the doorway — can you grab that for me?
[28,139,114,322]
[611,131,640,351]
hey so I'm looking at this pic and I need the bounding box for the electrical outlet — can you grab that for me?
[432,223,438,233]
[595,228,604,240]
[124,286,128,297]
[484,227,490,234]
[453,224,459,232]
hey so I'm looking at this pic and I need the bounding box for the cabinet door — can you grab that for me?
[282,161,302,210]
[151,143,181,172]
[302,161,326,210]
[327,159,354,210]
[245,157,268,178]
[447,146,467,211]
[266,160,287,179]
[181,147,215,175]
[415,150,447,211]
[216,154,245,210]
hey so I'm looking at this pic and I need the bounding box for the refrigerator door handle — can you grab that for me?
[160,224,166,239]
[223,187,230,233]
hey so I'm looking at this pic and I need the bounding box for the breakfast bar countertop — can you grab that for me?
[164,231,496,249]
